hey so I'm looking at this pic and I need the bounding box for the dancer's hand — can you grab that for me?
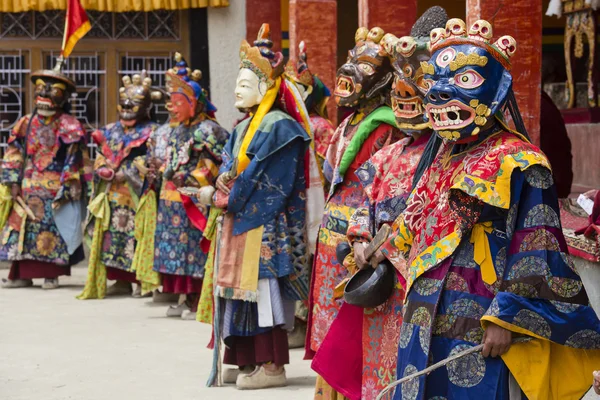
[172,173,185,188]
[370,249,386,268]
[97,168,115,181]
[114,171,126,183]
[482,323,512,358]
[584,189,599,200]
[146,167,157,184]
[353,242,369,269]
[216,174,231,195]
[593,371,600,394]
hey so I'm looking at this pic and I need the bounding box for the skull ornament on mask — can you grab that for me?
[422,18,517,141]
[383,7,448,134]
[334,27,394,108]
[118,72,161,127]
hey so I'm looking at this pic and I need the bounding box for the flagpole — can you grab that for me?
[55,0,70,72]
[61,0,71,55]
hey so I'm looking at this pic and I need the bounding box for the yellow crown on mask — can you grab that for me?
[239,23,284,89]
[354,26,393,58]
[119,70,162,101]
[166,52,204,101]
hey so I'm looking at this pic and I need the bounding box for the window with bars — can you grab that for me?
[0,10,180,40]
[0,11,188,159]
[0,51,30,152]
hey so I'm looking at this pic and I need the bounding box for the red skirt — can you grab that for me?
[223,327,290,367]
[106,267,139,283]
[8,260,71,280]
[161,273,202,295]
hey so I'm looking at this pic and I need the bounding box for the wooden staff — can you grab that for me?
[364,224,392,261]
[376,338,530,400]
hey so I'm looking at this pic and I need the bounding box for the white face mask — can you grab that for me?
[234,68,267,110]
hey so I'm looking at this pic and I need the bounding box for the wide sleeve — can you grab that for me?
[481,165,600,400]
[347,205,373,245]
[227,138,305,216]
[1,116,28,185]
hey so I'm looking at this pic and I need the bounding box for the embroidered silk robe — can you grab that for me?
[88,121,157,272]
[0,113,88,265]
[311,133,429,400]
[307,106,403,355]
[153,117,228,279]
[381,130,600,400]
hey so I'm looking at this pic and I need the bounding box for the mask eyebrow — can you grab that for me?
[449,52,488,72]
[357,55,382,66]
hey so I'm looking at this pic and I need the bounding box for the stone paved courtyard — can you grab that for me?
[0,265,315,400]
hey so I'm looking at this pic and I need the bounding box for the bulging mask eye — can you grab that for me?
[454,69,485,89]
[403,64,413,78]
[421,78,435,91]
[359,63,375,75]
[436,48,456,68]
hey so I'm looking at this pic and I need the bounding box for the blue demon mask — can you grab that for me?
[421,18,517,141]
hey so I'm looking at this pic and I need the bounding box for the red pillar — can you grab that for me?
[358,0,417,37]
[246,0,282,52]
[289,0,337,123]
[466,0,543,144]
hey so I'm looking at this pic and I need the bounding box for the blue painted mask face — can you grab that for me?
[423,43,512,141]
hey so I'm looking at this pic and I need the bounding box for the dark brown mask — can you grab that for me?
[334,27,393,109]
[34,78,68,117]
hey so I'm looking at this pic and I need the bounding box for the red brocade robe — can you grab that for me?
[306,107,403,358]
[311,133,430,400]
[0,113,88,270]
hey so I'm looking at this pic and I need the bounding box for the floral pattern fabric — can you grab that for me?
[211,111,310,352]
[153,118,229,278]
[218,111,311,299]
[353,134,429,399]
[382,130,600,400]
[0,113,87,265]
[311,115,335,171]
[308,112,402,354]
[88,121,156,272]
[314,133,428,400]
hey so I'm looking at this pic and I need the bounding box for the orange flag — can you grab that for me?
[61,0,91,59]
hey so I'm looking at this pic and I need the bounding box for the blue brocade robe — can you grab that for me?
[153,117,229,279]
[381,130,600,400]
[217,110,311,339]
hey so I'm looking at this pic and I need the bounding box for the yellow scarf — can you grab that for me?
[77,190,111,300]
[470,221,496,285]
[236,77,281,175]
